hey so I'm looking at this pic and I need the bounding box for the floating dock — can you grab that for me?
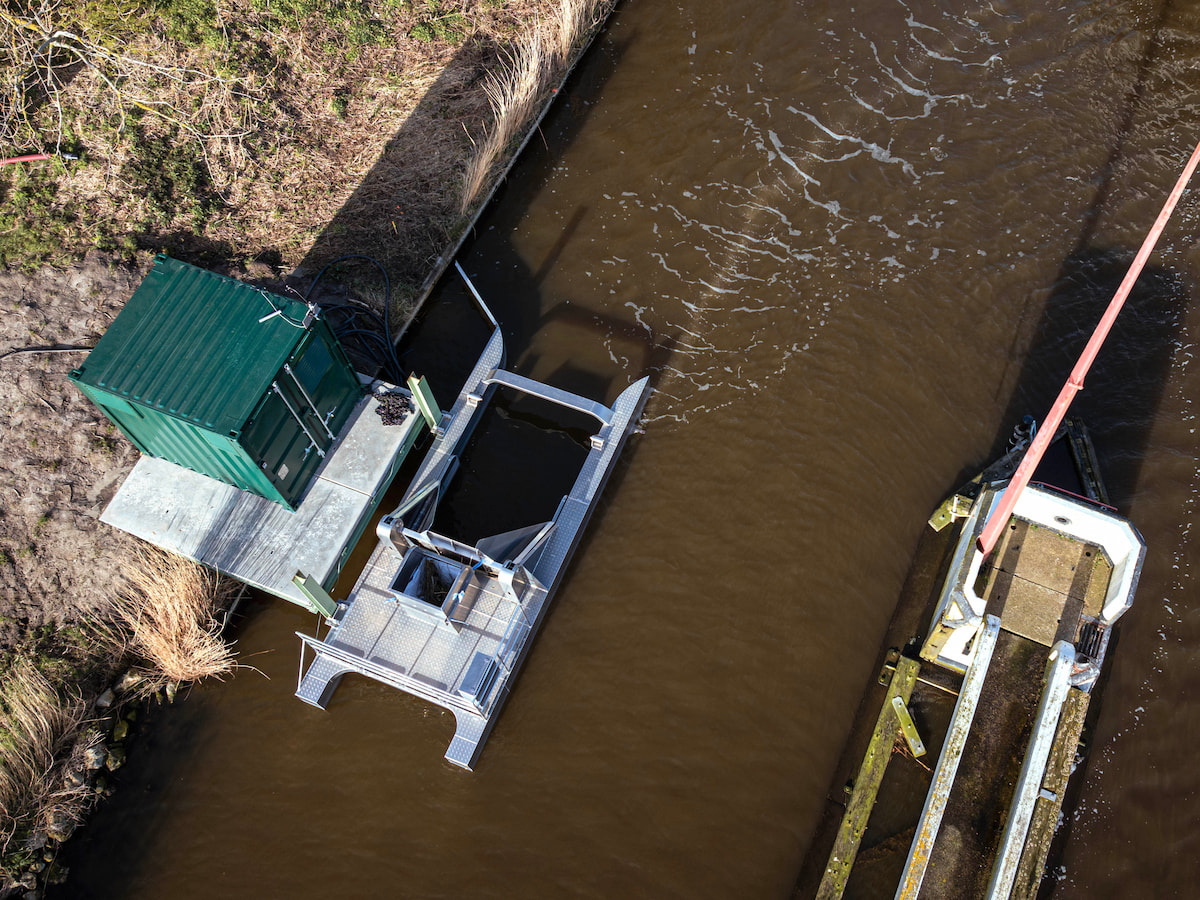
[101,385,424,609]
[797,423,1144,899]
[294,321,650,770]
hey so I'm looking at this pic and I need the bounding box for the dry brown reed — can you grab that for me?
[460,0,609,213]
[113,547,238,687]
[0,661,91,869]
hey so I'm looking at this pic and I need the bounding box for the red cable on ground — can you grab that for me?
[978,135,1200,558]
[0,153,50,166]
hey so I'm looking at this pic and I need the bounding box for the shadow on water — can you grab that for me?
[978,0,1189,509]
[397,27,675,407]
[993,248,1190,507]
[947,6,1198,884]
[393,25,675,548]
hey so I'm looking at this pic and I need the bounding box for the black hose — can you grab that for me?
[0,344,92,364]
[304,255,403,383]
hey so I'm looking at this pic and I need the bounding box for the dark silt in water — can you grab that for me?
[54,0,1200,896]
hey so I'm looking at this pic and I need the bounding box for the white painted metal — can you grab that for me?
[896,615,1001,900]
[484,369,614,425]
[295,321,650,770]
[922,483,1145,673]
[985,640,1077,900]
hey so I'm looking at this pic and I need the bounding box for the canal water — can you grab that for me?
[56,0,1200,896]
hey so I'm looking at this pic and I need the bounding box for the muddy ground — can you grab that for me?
[0,253,145,643]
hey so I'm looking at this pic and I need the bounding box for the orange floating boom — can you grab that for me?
[978,137,1200,558]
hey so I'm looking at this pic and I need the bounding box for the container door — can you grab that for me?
[240,377,328,508]
[288,326,362,438]
[239,327,361,508]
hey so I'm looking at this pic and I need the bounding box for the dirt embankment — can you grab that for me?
[0,0,614,892]
[0,254,145,638]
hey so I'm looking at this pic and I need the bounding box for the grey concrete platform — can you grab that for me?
[101,385,424,610]
[983,521,1112,647]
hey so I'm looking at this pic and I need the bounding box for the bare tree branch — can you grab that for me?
[0,1,260,186]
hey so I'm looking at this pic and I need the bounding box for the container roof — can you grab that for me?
[71,255,312,435]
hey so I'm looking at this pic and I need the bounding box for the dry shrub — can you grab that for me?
[461,0,611,212]
[0,661,90,869]
[550,0,595,62]
[114,547,237,686]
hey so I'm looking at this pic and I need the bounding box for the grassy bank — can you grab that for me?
[0,551,236,892]
[0,0,616,893]
[0,0,614,295]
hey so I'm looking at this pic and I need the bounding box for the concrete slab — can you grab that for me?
[983,521,1109,647]
[101,386,424,610]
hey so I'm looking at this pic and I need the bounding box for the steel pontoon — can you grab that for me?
[294,267,650,770]
[799,422,1144,899]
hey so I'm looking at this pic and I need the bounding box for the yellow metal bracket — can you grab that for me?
[891,696,927,757]
[406,373,443,432]
[293,570,337,619]
[928,493,974,532]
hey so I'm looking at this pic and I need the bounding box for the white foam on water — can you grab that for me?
[590,4,1032,427]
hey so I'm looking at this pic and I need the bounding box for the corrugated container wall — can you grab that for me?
[70,255,364,510]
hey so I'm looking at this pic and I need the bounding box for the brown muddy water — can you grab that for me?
[53,0,1200,897]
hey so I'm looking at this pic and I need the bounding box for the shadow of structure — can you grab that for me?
[276,12,665,551]
[295,38,496,291]
[389,22,678,551]
[982,0,1190,510]
[397,24,679,406]
[992,249,1190,508]
[291,11,676,408]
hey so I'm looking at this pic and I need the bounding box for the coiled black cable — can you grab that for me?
[304,255,404,383]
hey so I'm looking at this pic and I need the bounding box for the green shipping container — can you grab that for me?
[70,255,364,510]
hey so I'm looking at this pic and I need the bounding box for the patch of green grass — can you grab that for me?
[411,0,465,42]
[249,0,327,27]
[92,435,117,457]
[154,0,224,46]
[247,0,397,44]
[65,0,146,45]
[11,624,97,688]
[0,170,78,271]
[345,14,389,46]
[331,93,350,119]
[122,130,219,232]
